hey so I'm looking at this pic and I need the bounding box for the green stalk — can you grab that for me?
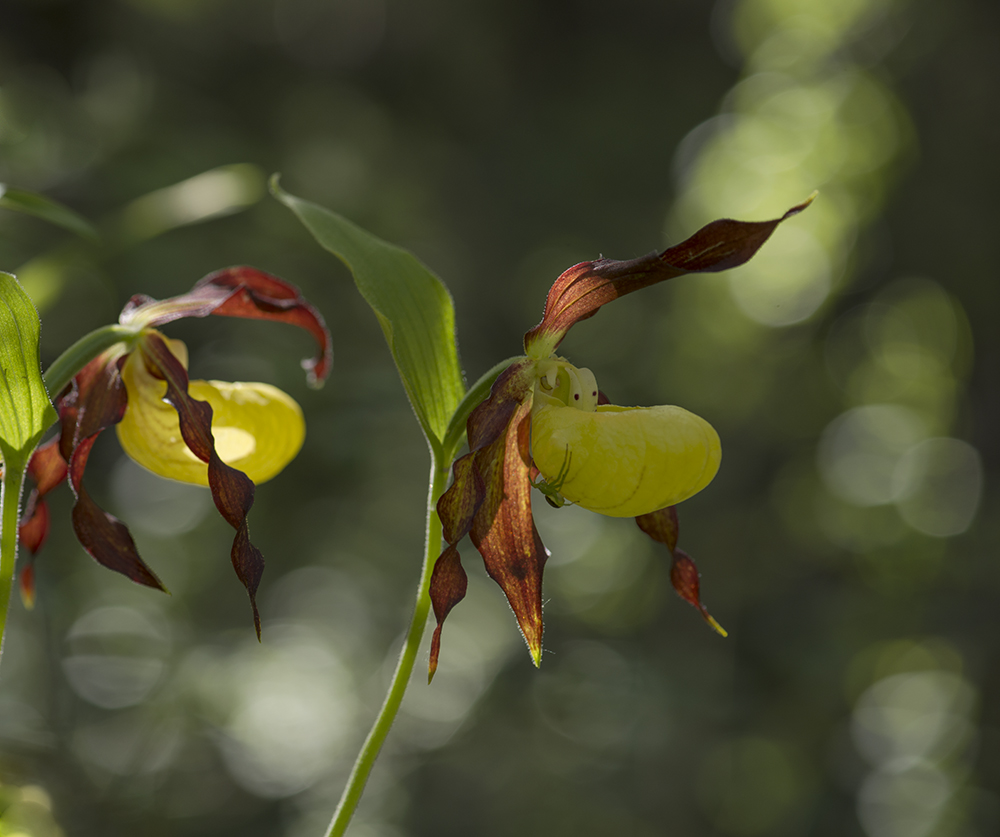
[0,465,26,660]
[324,454,451,837]
[42,323,135,398]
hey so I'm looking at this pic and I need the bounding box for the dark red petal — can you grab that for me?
[139,332,265,638]
[524,197,814,354]
[470,402,547,664]
[466,359,535,451]
[197,267,331,386]
[57,352,165,591]
[72,486,165,589]
[436,359,534,548]
[437,454,484,546]
[433,358,547,666]
[428,544,469,682]
[120,267,332,387]
[635,505,680,555]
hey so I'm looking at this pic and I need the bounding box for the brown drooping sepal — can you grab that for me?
[470,401,547,665]
[15,437,68,606]
[138,332,265,638]
[58,352,165,590]
[19,436,68,555]
[669,549,726,636]
[26,435,68,496]
[428,358,544,680]
[635,506,726,637]
[436,359,534,548]
[428,544,469,682]
[437,453,484,547]
[524,197,814,356]
[635,505,679,555]
[119,266,332,387]
[433,358,545,667]
[72,479,165,589]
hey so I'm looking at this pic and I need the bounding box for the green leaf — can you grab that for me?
[0,184,98,241]
[272,177,464,449]
[0,272,58,472]
[0,272,57,666]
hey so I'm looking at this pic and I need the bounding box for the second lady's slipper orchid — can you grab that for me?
[428,198,813,676]
[18,267,331,635]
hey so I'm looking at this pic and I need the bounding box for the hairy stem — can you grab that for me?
[0,465,26,662]
[324,454,451,837]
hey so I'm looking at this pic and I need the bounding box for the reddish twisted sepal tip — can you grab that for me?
[670,550,727,637]
[636,506,727,637]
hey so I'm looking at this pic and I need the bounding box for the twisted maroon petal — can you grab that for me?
[58,352,164,590]
[525,198,814,355]
[138,332,265,638]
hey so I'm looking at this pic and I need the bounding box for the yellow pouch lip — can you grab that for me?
[116,337,305,486]
[531,402,721,518]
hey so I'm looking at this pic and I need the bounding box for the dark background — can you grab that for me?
[1,0,999,835]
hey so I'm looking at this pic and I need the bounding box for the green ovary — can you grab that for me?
[531,403,721,517]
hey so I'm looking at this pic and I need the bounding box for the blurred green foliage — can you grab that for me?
[1,0,998,836]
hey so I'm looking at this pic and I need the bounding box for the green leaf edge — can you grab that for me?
[270,176,464,450]
[0,272,58,469]
[0,184,99,242]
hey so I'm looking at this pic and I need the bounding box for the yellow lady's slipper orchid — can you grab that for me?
[117,335,305,486]
[22,266,331,637]
[428,199,813,674]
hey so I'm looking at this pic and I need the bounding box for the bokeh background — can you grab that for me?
[1,0,999,834]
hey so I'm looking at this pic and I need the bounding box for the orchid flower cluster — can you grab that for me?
[0,181,810,837]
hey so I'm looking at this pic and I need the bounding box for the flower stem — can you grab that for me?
[324,453,451,837]
[0,465,26,662]
[42,323,136,399]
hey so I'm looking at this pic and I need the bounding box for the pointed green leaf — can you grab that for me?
[0,184,98,241]
[0,272,58,471]
[271,177,463,449]
[0,272,58,666]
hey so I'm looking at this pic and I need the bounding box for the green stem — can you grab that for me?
[0,465,26,661]
[42,323,135,398]
[324,453,451,837]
